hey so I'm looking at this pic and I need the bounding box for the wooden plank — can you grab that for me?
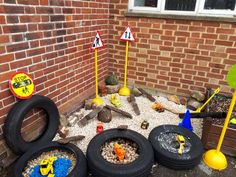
[57,135,85,144]
[138,88,156,102]
[105,105,132,119]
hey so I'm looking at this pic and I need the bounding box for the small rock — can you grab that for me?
[106,85,120,94]
[191,91,205,102]
[84,99,93,110]
[58,126,69,138]
[167,95,180,105]
[98,107,112,123]
[180,97,187,105]
[187,98,202,111]
[59,114,70,127]
[99,84,107,96]
[131,87,142,97]
[117,125,128,129]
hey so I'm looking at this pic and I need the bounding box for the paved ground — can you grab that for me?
[1,155,235,177]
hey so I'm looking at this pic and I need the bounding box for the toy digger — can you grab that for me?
[176,135,186,155]
[111,94,121,107]
[40,156,57,177]
[152,102,165,113]
[114,143,126,161]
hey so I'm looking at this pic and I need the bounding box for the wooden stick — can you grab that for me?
[138,88,156,102]
[57,135,85,144]
[127,94,140,115]
[105,105,132,119]
[84,106,103,120]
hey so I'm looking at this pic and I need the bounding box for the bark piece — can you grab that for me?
[58,126,69,138]
[127,94,140,115]
[78,106,103,126]
[138,88,156,102]
[59,114,69,127]
[98,107,112,123]
[191,91,205,102]
[57,135,85,144]
[117,125,128,129]
[105,105,132,119]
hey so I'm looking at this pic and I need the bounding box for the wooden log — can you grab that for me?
[163,105,180,114]
[78,106,103,126]
[84,106,103,120]
[57,135,85,144]
[105,105,132,119]
[127,94,140,115]
[138,88,156,102]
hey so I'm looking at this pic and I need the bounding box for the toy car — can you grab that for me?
[40,156,57,177]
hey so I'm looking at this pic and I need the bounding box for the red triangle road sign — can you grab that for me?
[120,26,135,42]
[91,31,104,50]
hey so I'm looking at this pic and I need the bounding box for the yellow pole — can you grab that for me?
[95,49,98,99]
[216,90,236,152]
[195,87,220,113]
[124,41,129,88]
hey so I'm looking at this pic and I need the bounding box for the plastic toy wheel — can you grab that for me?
[148,125,203,170]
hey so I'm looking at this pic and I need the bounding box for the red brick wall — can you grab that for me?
[108,0,235,95]
[0,0,109,162]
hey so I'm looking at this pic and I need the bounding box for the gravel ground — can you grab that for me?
[54,94,203,154]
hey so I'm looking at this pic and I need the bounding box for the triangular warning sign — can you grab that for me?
[91,31,104,50]
[120,26,135,42]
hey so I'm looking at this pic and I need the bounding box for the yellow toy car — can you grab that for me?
[110,94,121,107]
[40,156,57,177]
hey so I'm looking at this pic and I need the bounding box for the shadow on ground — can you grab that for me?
[1,155,235,177]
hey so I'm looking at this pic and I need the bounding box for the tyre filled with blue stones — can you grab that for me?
[12,142,87,177]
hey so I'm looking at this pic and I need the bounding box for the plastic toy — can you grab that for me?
[113,143,126,161]
[119,26,135,96]
[96,122,104,133]
[91,31,104,106]
[152,102,165,112]
[179,110,193,131]
[110,94,121,107]
[194,87,220,113]
[203,64,236,170]
[40,156,57,177]
[176,135,185,155]
[230,118,236,125]
[141,120,149,129]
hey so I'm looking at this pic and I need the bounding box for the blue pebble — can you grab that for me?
[29,158,72,177]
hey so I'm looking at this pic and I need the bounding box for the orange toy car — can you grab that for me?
[114,143,126,161]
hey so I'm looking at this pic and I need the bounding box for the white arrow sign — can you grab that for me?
[120,26,135,42]
[91,31,104,50]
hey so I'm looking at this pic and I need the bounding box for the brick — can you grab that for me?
[1,5,24,14]
[10,58,32,69]
[6,16,19,23]
[0,53,14,63]
[7,42,29,52]
[11,34,23,42]
[4,0,16,3]
[36,7,53,14]
[0,63,9,72]
[215,40,233,47]
[3,25,27,33]
[40,0,48,5]
[0,35,9,43]
[216,28,235,34]
[0,16,5,24]
[50,15,65,22]
[18,0,39,5]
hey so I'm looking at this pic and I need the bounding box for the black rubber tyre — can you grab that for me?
[87,128,154,177]
[4,95,60,155]
[148,125,203,170]
[12,142,87,177]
